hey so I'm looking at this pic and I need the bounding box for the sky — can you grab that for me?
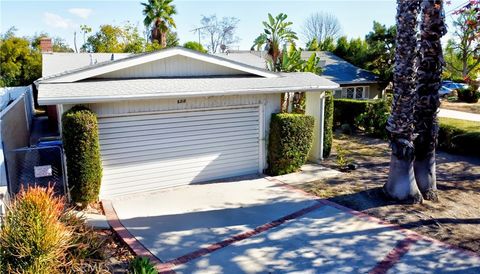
[0,0,469,51]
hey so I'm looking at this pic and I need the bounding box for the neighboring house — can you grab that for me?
[215,50,385,100]
[37,47,338,198]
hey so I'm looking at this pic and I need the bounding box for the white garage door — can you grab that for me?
[98,107,261,198]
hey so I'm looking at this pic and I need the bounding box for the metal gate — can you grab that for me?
[6,146,67,197]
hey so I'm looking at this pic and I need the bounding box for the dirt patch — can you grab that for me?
[299,133,480,254]
[441,100,480,114]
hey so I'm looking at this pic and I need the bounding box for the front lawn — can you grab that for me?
[299,133,480,253]
[441,100,480,114]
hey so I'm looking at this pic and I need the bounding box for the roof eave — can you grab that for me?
[37,84,340,105]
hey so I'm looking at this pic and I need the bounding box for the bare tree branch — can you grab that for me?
[301,12,342,44]
[200,15,240,53]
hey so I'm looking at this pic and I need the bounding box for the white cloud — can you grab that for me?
[43,12,75,29]
[68,8,92,19]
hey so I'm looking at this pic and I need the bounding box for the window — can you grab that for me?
[342,86,369,99]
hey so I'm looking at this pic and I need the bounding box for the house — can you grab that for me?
[36,47,338,198]
[215,50,385,100]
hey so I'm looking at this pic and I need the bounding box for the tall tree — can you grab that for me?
[141,0,177,48]
[444,1,480,81]
[302,12,342,45]
[384,0,423,203]
[413,0,447,201]
[82,24,147,53]
[199,15,240,53]
[365,21,397,82]
[0,31,41,87]
[252,13,298,72]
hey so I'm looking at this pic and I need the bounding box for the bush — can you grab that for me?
[333,99,371,127]
[356,97,391,139]
[457,88,480,103]
[323,91,334,158]
[0,186,72,273]
[0,186,108,274]
[62,105,102,207]
[130,257,158,274]
[268,113,315,175]
[438,118,480,156]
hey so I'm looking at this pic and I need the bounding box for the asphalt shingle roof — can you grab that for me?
[38,72,339,105]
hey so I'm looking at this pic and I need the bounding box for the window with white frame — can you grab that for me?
[342,86,369,99]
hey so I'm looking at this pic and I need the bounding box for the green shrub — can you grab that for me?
[0,186,72,274]
[183,41,207,53]
[323,91,334,158]
[438,118,480,156]
[62,105,102,207]
[333,99,372,127]
[457,88,480,103]
[130,257,158,274]
[356,97,391,139]
[268,113,315,175]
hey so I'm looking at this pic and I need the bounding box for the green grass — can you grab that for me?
[439,118,480,133]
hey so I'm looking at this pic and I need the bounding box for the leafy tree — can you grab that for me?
[252,13,298,72]
[306,38,319,51]
[199,15,240,53]
[166,31,179,47]
[365,21,396,81]
[333,36,349,57]
[141,0,177,48]
[444,1,480,81]
[82,24,147,53]
[0,30,41,87]
[183,41,207,53]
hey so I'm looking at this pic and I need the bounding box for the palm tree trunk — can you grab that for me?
[160,31,167,48]
[413,0,447,201]
[385,0,423,203]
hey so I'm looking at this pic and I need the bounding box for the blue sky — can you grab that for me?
[0,0,467,50]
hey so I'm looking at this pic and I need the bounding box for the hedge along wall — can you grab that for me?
[333,99,372,127]
[323,91,334,158]
[267,113,315,175]
[62,105,102,206]
[438,118,480,156]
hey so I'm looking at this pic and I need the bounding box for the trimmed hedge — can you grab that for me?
[323,91,334,158]
[62,105,102,206]
[457,88,480,103]
[333,99,371,127]
[438,118,480,156]
[268,113,315,175]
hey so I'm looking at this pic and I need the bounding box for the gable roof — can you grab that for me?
[301,51,380,84]
[216,50,380,85]
[37,72,339,105]
[37,47,278,84]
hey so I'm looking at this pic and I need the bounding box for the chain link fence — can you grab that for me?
[6,146,67,198]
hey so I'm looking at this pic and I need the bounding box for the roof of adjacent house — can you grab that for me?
[215,50,380,85]
[37,47,339,105]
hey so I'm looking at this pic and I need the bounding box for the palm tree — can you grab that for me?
[413,0,447,201]
[252,13,298,72]
[141,0,177,48]
[384,0,423,203]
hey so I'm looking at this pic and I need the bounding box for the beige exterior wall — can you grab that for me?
[335,83,385,100]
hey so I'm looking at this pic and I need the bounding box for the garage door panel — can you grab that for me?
[99,123,258,144]
[102,157,259,184]
[101,138,258,162]
[99,107,261,198]
[98,107,255,124]
[99,115,257,135]
[99,111,257,129]
[102,142,258,167]
[103,149,259,176]
[100,126,259,149]
[101,163,259,195]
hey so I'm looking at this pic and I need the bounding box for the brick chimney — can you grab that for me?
[39,37,53,53]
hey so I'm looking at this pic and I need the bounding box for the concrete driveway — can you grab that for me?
[438,108,480,122]
[103,177,480,274]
